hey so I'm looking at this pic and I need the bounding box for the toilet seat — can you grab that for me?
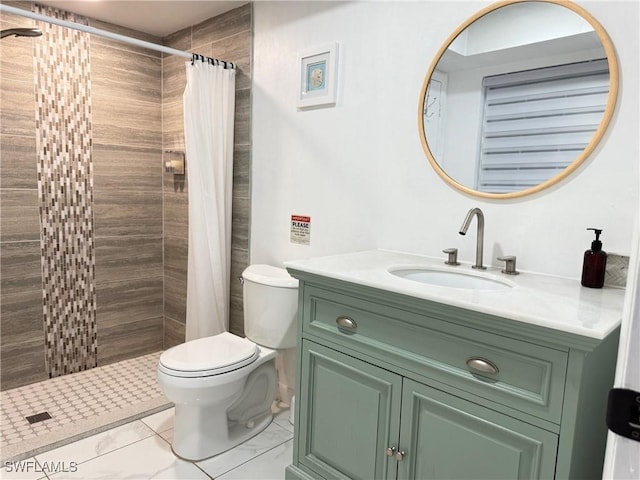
[159,332,259,378]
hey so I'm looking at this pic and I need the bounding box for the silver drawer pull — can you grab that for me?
[336,316,357,330]
[385,446,396,457]
[466,357,499,375]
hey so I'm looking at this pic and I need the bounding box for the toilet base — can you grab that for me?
[171,409,273,462]
[167,359,279,461]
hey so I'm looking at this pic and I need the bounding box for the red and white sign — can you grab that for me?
[291,215,311,245]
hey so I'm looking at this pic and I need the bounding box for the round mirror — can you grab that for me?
[418,0,618,199]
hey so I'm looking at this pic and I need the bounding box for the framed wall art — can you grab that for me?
[297,42,339,109]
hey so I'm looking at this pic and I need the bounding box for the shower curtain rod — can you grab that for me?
[0,3,235,67]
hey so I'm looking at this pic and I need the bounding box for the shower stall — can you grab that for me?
[0,1,252,460]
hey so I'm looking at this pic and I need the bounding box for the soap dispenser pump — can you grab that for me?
[581,228,607,288]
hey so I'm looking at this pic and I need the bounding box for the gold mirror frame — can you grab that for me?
[418,0,619,199]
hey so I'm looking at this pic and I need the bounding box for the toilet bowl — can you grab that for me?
[157,265,298,461]
[158,332,278,460]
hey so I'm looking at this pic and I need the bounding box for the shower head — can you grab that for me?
[0,28,42,39]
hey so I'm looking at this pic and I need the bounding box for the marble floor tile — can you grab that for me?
[35,420,154,466]
[47,435,208,480]
[158,428,172,444]
[2,356,297,480]
[0,457,47,480]
[272,408,294,434]
[194,421,293,478]
[3,405,297,479]
[218,439,293,480]
[140,408,174,434]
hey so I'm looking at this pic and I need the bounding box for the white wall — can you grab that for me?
[251,0,639,280]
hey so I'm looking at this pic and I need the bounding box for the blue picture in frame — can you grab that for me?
[297,42,339,109]
[306,60,326,92]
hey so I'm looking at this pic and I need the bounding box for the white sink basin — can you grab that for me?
[389,267,514,291]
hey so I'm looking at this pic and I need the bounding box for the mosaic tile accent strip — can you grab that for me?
[605,253,630,288]
[0,351,169,462]
[33,5,98,377]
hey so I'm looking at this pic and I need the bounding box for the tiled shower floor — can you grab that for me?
[0,352,170,461]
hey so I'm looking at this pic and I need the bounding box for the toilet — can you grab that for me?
[157,264,298,461]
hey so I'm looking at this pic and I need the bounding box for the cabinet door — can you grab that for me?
[397,379,558,480]
[298,340,402,480]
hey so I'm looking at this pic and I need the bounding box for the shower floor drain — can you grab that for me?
[25,411,52,424]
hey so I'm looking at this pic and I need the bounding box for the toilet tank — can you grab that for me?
[242,265,299,349]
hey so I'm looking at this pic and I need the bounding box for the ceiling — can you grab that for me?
[37,1,247,37]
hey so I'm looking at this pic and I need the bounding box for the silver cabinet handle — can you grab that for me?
[385,446,396,457]
[336,316,357,330]
[395,450,406,461]
[466,357,499,375]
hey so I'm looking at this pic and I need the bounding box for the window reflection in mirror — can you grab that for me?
[419,0,618,199]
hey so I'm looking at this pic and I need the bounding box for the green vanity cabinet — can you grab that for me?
[298,341,401,479]
[298,340,558,480]
[285,271,620,480]
[397,379,558,479]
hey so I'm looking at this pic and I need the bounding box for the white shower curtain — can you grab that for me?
[183,60,236,341]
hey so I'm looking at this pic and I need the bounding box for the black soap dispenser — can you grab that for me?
[581,228,607,288]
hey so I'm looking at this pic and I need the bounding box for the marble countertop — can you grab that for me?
[284,249,626,340]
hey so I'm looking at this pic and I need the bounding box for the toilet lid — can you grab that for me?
[159,332,258,377]
[242,264,298,288]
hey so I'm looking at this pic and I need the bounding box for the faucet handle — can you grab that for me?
[443,248,460,266]
[497,256,519,275]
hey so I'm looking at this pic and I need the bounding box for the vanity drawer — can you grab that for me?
[302,285,568,424]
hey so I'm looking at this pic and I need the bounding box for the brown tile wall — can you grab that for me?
[162,4,252,346]
[84,18,165,370]
[0,3,252,390]
[1,7,48,389]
